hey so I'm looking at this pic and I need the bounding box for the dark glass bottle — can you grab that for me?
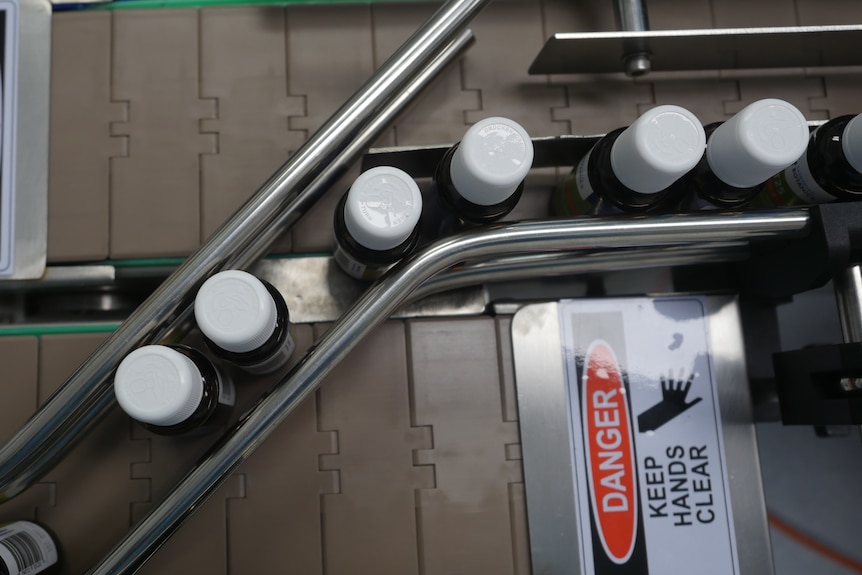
[762,114,862,206]
[195,270,295,375]
[434,116,534,226]
[553,105,706,216]
[333,166,423,281]
[681,99,809,210]
[114,344,235,436]
[0,521,60,575]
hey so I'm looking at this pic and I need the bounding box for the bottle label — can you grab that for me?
[764,152,834,206]
[554,149,601,216]
[333,237,388,281]
[0,522,58,575]
[243,333,296,376]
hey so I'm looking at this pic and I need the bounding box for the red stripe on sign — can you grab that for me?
[582,340,638,565]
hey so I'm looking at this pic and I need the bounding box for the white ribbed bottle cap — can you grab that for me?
[706,99,809,188]
[195,270,278,353]
[343,166,422,251]
[114,346,204,427]
[842,114,862,173]
[611,105,706,194]
[449,117,534,206]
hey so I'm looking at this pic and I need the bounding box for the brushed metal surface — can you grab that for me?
[257,257,486,322]
[0,264,115,291]
[511,302,580,574]
[362,135,599,177]
[9,0,50,279]
[530,25,862,75]
[706,297,774,575]
[362,126,824,178]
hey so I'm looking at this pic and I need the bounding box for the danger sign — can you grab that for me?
[560,298,739,575]
[582,340,638,565]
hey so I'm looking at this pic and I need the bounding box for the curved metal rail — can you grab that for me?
[410,241,750,303]
[87,210,809,575]
[0,1,482,503]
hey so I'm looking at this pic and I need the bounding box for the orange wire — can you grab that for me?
[768,512,862,574]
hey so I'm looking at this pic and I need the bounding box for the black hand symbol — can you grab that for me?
[637,370,703,433]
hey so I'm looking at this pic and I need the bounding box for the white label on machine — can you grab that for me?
[559,297,739,575]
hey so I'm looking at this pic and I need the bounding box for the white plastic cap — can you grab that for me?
[343,166,423,251]
[449,117,534,206]
[610,105,706,194]
[114,346,204,427]
[706,99,809,188]
[842,114,862,173]
[195,270,278,353]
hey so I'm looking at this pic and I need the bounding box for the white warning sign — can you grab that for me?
[559,297,739,575]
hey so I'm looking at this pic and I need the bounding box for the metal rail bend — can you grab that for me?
[410,241,750,302]
[87,209,809,575]
[0,0,483,503]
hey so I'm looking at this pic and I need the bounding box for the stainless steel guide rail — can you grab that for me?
[0,0,485,503]
[410,241,750,303]
[86,210,809,575]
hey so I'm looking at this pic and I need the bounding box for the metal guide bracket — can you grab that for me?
[529,25,862,76]
[741,203,862,299]
[775,342,862,425]
[362,134,598,177]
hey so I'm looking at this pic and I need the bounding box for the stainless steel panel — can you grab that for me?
[511,302,580,574]
[705,297,774,575]
[257,257,486,322]
[362,135,598,176]
[9,0,50,279]
[529,25,862,75]
[362,127,824,177]
[0,264,115,291]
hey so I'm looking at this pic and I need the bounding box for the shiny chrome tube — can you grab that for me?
[614,0,652,75]
[0,0,484,503]
[835,265,862,343]
[87,209,808,575]
[411,241,750,302]
[614,0,649,32]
